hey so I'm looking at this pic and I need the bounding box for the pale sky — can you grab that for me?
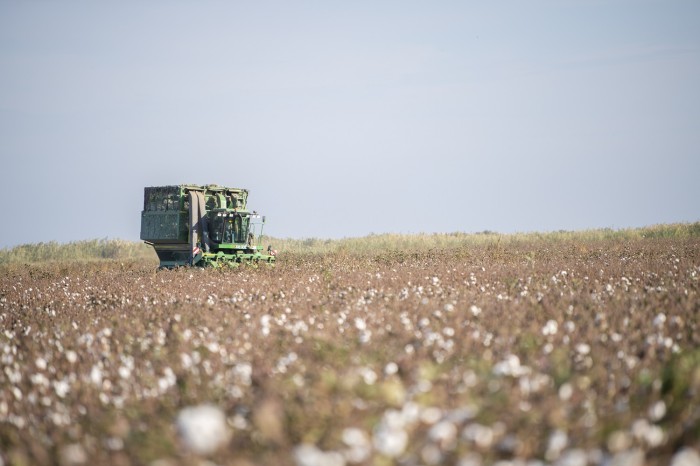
[1,1,699,249]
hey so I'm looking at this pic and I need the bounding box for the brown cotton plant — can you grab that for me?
[0,232,699,465]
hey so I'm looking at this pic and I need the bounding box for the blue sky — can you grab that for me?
[1,1,699,248]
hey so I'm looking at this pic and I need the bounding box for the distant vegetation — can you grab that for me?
[1,223,698,264]
[268,222,700,255]
[0,238,157,265]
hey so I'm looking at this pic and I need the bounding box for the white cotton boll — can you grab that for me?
[631,418,665,448]
[234,363,253,386]
[360,367,377,385]
[554,449,588,466]
[457,453,483,466]
[384,362,399,376]
[462,423,494,449]
[158,367,177,393]
[373,425,408,458]
[421,444,443,465]
[30,373,49,387]
[54,380,70,398]
[558,383,573,401]
[342,428,371,463]
[207,341,220,353]
[648,400,667,422]
[401,402,421,425]
[293,444,346,466]
[428,420,457,448]
[60,443,87,466]
[653,313,666,327]
[610,449,644,466]
[420,407,443,425]
[546,429,568,460]
[294,444,323,466]
[542,320,558,336]
[118,366,130,380]
[644,425,665,448]
[493,355,531,377]
[358,330,372,344]
[373,410,409,458]
[469,305,482,317]
[670,448,700,466]
[90,366,102,386]
[176,404,230,456]
[342,427,369,448]
[180,353,193,370]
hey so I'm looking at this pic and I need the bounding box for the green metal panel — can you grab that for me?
[140,211,188,242]
[143,186,182,212]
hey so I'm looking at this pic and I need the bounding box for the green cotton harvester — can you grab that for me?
[140,184,276,268]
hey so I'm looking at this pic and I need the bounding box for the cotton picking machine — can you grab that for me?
[140,184,276,268]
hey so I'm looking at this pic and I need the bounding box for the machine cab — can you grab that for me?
[209,210,266,248]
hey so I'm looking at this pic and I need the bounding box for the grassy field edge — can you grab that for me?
[1,222,698,264]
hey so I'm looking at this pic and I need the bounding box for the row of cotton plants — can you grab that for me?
[0,237,698,465]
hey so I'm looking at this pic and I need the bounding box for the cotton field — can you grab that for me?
[1,237,699,465]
